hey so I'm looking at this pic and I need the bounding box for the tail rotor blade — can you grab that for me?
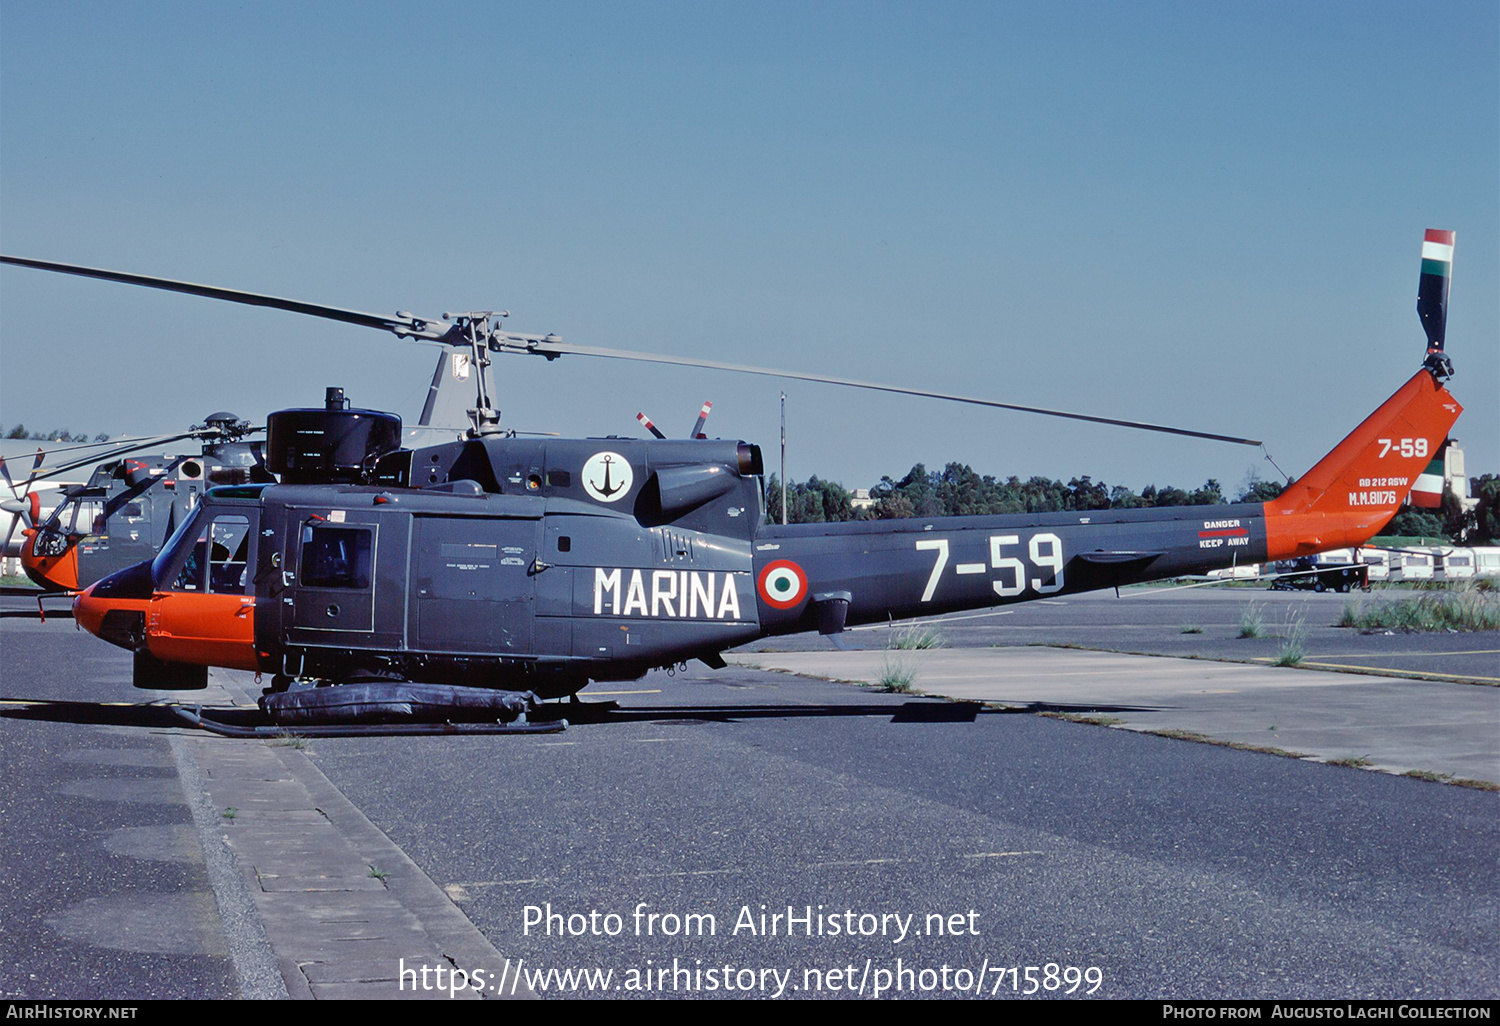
[1418,228,1454,354]
[690,401,713,439]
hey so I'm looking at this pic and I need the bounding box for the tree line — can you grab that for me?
[764,462,1499,544]
[5,425,110,443]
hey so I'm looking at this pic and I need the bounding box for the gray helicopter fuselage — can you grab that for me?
[126,431,1271,699]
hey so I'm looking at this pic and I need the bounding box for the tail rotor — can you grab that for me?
[1418,229,1455,378]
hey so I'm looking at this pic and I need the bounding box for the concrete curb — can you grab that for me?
[168,670,536,999]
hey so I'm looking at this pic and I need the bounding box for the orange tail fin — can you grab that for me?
[1263,369,1461,561]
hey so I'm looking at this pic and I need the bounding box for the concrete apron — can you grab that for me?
[730,648,1500,786]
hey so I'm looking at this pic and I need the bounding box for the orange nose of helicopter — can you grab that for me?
[73,559,260,673]
[72,581,150,642]
[22,531,82,591]
[72,561,154,649]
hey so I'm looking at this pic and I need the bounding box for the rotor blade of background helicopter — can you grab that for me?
[504,341,1264,446]
[0,256,455,342]
[0,511,21,560]
[24,450,45,491]
[19,433,207,485]
[0,432,210,462]
[5,453,45,551]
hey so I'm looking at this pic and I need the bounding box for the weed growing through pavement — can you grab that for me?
[1339,583,1500,632]
[1238,602,1265,639]
[890,623,946,649]
[1274,610,1309,666]
[273,730,309,750]
[877,655,917,693]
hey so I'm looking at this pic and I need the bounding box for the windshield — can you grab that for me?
[150,503,209,586]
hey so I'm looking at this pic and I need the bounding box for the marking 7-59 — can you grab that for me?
[915,533,1065,603]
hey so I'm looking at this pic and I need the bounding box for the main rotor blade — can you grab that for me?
[0,255,454,343]
[3,255,1260,445]
[508,341,1264,446]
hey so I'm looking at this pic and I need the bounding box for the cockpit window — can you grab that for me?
[167,514,251,593]
[208,516,251,594]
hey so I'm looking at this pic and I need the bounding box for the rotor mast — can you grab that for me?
[445,311,507,437]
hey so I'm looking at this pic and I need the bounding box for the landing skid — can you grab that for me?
[171,704,567,737]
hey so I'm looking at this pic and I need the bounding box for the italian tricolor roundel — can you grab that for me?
[758,559,808,609]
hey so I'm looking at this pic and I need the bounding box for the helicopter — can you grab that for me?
[2,414,267,593]
[0,230,1463,729]
[0,344,491,596]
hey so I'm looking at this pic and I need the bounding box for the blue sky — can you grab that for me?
[2,1,1495,495]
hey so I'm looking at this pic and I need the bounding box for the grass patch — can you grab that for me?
[1273,611,1309,667]
[877,655,917,693]
[1327,755,1375,769]
[1339,584,1500,632]
[272,730,309,750]
[221,807,238,820]
[890,623,946,649]
[1040,712,1124,726]
[1142,727,1311,759]
[1237,602,1266,639]
[1398,768,1499,790]
[368,865,388,881]
[1180,624,1205,634]
[1403,769,1452,783]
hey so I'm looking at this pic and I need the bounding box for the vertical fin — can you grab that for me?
[1263,371,1461,559]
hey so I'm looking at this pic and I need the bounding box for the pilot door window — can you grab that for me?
[300,525,373,589]
[169,515,251,594]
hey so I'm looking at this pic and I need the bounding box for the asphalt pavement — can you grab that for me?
[2,586,1496,1000]
[0,610,242,999]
